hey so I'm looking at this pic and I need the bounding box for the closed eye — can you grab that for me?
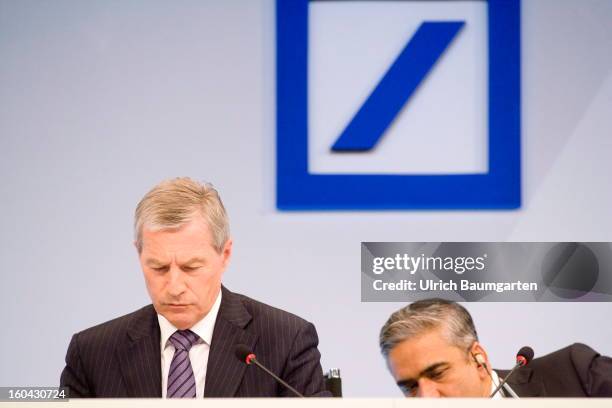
[422,363,449,381]
[399,383,418,397]
[397,362,450,396]
[427,368,447,380]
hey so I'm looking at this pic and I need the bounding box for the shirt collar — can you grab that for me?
[490,369,503,399]
[157,289,222,348]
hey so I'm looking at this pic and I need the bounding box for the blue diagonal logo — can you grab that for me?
[331,21,465,152]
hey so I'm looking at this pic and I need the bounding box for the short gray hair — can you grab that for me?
[379,298,478,358]
[134,177,230,253]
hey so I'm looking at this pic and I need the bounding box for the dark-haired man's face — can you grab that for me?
[387,328,490,397]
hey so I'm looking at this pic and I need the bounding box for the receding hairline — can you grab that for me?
[389,325,467,352]
[137,212,226,252]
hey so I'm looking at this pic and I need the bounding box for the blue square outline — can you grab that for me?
[276,0,521,210]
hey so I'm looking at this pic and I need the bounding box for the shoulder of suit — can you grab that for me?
[526,343,599,369]
[230,291,312,328]
[568,342,599,357]
[73,304,155,344]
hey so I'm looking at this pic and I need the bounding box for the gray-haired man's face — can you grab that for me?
[387,327,491,398]
[137,215,232,330]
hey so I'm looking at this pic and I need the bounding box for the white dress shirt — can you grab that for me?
[490,369,503,399]
[158,290,222,398]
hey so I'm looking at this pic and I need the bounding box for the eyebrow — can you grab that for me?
[145,259,167,267]
[396,362,450,388]
[145,258,206,267]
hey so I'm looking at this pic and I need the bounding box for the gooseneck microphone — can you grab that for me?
[490,346,534,398]
[234,344,305,398]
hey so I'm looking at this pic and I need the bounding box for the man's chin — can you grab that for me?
[159,306,198,330]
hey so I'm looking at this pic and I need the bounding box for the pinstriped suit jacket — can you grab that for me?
[60,286,331,397]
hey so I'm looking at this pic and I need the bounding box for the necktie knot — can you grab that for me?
[169,330,199,351]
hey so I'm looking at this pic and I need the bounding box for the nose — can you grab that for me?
[166,265,186,297]
[416,378,441,398]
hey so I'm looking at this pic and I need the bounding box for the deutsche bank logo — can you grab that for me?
[276,0,521,210]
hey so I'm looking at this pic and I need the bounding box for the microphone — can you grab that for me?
[515,346,534,366]
[235,344,305,397]
[490,346,534,398]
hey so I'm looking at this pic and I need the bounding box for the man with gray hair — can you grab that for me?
[60,177,330,398]
[380,298,612,398]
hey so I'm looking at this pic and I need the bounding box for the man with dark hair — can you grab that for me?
[380,298,612,398]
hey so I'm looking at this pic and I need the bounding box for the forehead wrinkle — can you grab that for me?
[182,257,207,265]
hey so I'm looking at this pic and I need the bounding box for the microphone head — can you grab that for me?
[516,346,534,366]
[235,344,255,364]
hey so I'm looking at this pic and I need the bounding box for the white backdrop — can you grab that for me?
[1,0,612,397]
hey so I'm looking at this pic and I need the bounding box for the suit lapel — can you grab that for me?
[204,286,258,398]
[116,305,162,397]
[496,368,545,397]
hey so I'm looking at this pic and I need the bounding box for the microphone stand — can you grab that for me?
[249,357,305,398]
[490,361,521,398]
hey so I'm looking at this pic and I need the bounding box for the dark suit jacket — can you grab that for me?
[60,286,330,397]
[496,343,612,397]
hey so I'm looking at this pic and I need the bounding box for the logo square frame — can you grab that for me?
[276,0,521,210]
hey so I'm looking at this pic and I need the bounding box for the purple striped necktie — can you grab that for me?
[167,329,200,398]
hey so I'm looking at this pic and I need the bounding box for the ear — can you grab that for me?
[221,238,233,267]
[470,342,491,379]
